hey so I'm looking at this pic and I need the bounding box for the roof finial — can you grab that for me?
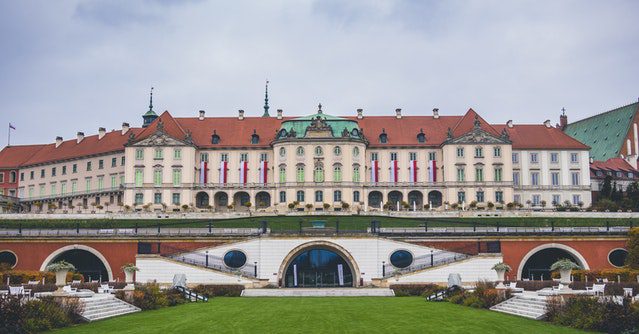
[561,107,566,116]
[149,87,154,112]
[262,80,270,117]
[318,103,323,114]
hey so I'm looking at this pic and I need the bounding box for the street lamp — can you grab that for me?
[205,251,209,267]
[254,262,258,277]
[382,261,386,276]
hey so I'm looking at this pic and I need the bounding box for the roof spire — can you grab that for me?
[149,87,154,112]
[561,107,566,116]
[262,80,270,117]
[318,103,323,114]
[142,86,158,128]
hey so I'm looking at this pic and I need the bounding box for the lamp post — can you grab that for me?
[254,262,258,277]
[205,251,209,267]
[430,250,434,267]
[382,261,386,277]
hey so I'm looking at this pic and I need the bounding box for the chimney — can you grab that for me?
[56,136,63,148]
[559,108,568,129]
[395,108,402,119]
[98,127,106,140]
[121,122,130,135]
[432,108,439,119]
[238,109,245,120]
[506,120,514,128]
[198,110,205,121]
[76,132,84,144]
[277,109,283,120]
[544,120,552,128]
[357,108,363,119]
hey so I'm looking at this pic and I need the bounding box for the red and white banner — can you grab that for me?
[219,161,228,184]
[259,160,268,184]
[371,160,379,183]
[408,160,418,183]
[428,160,437,182]
[239,161,248,184]
[199,161,208,184]
[390,160,398,183]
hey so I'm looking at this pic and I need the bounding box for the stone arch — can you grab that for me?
[195,191,210,208]
[428,190,443,208]
[407,190,424,210]
[387,191,403,210]
[214,191,229,209]
[233,191,250,209]
[255,191,271,209]
[40,244,113,282]
[368,191,383,208]
[277,240,361,288]
[517,243,589,280]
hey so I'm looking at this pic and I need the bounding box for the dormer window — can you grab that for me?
[379,129,388,144]
[417,129,426,143]
[251,130,260,144]
[211,130,220,144]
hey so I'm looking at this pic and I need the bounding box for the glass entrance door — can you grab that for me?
[284,248,353,288]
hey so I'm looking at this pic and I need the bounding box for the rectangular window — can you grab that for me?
[279,191,286,203]
[353,191,360,202]
[409,152,417,161]
[154,148,163,159]
[353,166,360,182]
[457,191,465,204]
[315,191,323,202]
[530,153,538,163]
[571,172,580,186]
[260,153,268,162]
[476,191,484,202]
[456,167,465,182]
[62,166,67,175]
[570,153,579,163]
[532,195,541,206]
[172,169,181,186]
[174,149,182,160]
[28,186,34,198]
[333,166,342,182]
[550,152,559,164]
[552,194,561,206]
[494,168,502,182]
[136,149,144,160]
[493,147,501,157]
[333,190,342,202]
[50,183,57,196]
[513,172,520,186]
[572,194,581,205]
[135,193,143,205]
[456,147,464,157]
[40,169,45,178]
[30,171,34,180]
[296,191,305,202]
[220,153,228,162]
[111,157,117,167]
[475,147,483,158]
[19,172,23,181]
[495,191,503,203]
[475,167,483,182]
[512,152,519,163]
[514,194,521,204]
[135,170,143,187]
[97,177,104,191]
[172,193,180,205]
[279,167,286,183]
[0,173,5,183]
[39,184,45,196]
[60,182,66,195]
[428,152,436,161]
[390,152,398,161]
[154,170,162,186]
[296,166,304,182]
[86,161,92,171]
[71,181,77,194]
[240,153,248,162]
[200,153,209,162]
[551,172,560,186]
[85,178,91,191]
[154,193,162,204]
[111,175,117,188]
[120,175,125,186]
[72,164,77,173]
[121,156,125,166]
[51,167,57,177]
[371,153,378,161]
[98,159,104,169]
[531,172,539,186]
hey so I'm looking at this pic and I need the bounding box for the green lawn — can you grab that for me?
[1,215,637,230]
[53,297,583,334]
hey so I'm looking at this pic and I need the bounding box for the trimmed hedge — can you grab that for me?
[192,284,245,297]
[546,296,639,333]
[389,284,445,297]
[551,268,639,282]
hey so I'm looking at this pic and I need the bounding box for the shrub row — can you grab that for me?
[550,268,639,282]
[0,295,84,333]
[505,280,639,295]
[546,296,639,334]
[192,284,245,297]
[389,284,445,297]
[447,281,512,309]
[115,283,187,310]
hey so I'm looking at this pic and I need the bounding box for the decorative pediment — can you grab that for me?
[304,116,333,138]
[444,126,511,145]
[131,131,189,147]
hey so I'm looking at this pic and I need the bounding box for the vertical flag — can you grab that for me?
[428,160,437,182]
[371,160,379,183]
[219,161,228,184]
[408,160,417,183]
[200,161,208,184]
[239,161,248,184]
[259,160,268,184]
[390,160,398,183]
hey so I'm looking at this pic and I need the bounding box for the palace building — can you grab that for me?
[0,90,593,213]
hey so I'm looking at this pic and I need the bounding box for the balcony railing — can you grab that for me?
[20,187,123,202]
[123,181,513,190]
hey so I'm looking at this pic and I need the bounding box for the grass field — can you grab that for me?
[0,215,637,230]
[52,297,583,334]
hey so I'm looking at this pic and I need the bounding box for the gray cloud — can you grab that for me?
[1,0,638,145]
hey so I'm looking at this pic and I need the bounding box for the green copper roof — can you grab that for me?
[564,102,638,161]
[278,109,361,139]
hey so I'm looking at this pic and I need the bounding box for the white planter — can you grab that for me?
[124,270,135,284]
[55,269,69,287]
[559,269,572,284]
[494,269,507,288]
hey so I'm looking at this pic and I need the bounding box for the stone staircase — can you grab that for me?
[80,295,141,322]
[490,295,548,320]
[241,288,395,297]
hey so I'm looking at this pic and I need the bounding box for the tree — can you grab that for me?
[626,181,639,206]
[611,182,621,202]
[625,228,639,269]
[601,175,613,199]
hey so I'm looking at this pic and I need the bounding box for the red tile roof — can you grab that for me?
[590,158,637,173]
[451,108,500,137]
[350,115,460,147]
[135,111,187,143]
[175,116,287,148]
[493,124,590,150]
[21,128,143,166]
[0,145,46,168]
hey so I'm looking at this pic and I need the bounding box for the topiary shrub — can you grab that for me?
[131,283,168,310]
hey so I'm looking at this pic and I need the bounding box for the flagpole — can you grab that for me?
[7,123,10,146]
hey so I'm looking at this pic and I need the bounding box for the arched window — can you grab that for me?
[296,190,305,202]
[296,146,304,156]
[379,129,388,143]
[251,130,260,144]
[333,164,342,182]
[211,130,220,144]
[333,146,341,156]
[352,164,360,182]
[279,165,286,183]
[9,171,16,183]
[279,147,286,157]
[353,146,360,157]
[296,164,305,182]
[315,190,323,202]
[314,165,324,182]
[315,146,323,156]
[417,129,426,143]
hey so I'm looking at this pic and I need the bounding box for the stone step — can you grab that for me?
[80,296,140,322]
[242,288,395,297]
[490,296,548,320]
[503,299,547,309]
[84,308,140,321]
[492,304,545,317]
[83,304,138,317]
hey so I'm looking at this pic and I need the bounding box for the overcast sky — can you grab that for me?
[1,0,638,146]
